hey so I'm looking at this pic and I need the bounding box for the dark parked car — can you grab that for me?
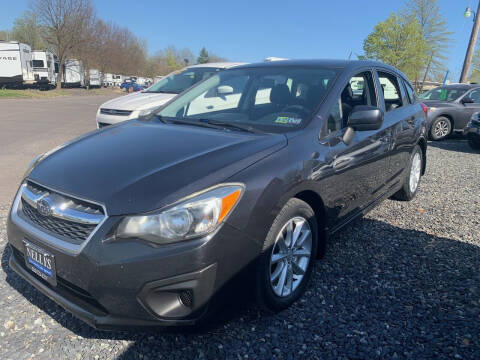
[7,60,427,329]
[420,84,480,140]
[465,112,480,150]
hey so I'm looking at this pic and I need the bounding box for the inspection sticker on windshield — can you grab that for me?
[275,116,302,125]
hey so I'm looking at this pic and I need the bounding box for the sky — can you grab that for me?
[0,0,476,81]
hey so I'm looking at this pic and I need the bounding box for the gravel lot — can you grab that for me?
[0,139,479,359]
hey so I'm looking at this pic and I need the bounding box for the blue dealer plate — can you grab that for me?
[23,240,57,286]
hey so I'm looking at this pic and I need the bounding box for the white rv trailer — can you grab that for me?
[112,74,124,86]
[103,73,113,87]
[0,41,35,87]
[32,50,56,88]
[62,59,85,87]
[88,69,101,88]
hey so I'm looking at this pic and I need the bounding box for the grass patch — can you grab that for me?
[0,87,121,99]
[0,88,71,98]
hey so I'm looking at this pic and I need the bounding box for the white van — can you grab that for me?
[32,50,56,88]
[0,41,35,87]
[96,62,245,128]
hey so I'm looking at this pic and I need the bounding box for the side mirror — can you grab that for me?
[216,85,234,96]
[347,105,384,131]
[461,96,474,104]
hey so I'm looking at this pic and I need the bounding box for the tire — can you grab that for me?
[392,145,423,201]
[430,116,451,140]
[468,137,480,151]
[256,198,318,312]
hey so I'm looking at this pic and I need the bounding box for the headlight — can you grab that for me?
[114,184,244,244]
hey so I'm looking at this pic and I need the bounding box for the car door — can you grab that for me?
[376,69,419,190]
[316,69,390,229]
[458,88,480,129]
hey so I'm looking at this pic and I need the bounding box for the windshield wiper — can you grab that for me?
[166,118,225,130]
[144,90,172,94]
[200,119,263,134]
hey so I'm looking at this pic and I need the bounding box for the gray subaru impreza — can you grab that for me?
[7,60,427,329]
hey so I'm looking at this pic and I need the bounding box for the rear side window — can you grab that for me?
[378,71,403,112]
[404,81,416,103]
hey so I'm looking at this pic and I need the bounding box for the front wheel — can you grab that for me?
[430,116,451,140]
[256,198,318,312]
[392,145,423,201]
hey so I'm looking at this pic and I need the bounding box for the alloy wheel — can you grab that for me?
[409,152,421,193]
[269,216,312,298]
[434,119,449,139]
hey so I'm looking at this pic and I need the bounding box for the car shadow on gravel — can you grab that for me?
[2,217,480,359]
[428,139,480,154]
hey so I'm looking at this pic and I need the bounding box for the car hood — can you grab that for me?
[100,92,176,111]
[28,121,287,215]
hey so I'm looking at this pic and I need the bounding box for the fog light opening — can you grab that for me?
[179,289,194,308]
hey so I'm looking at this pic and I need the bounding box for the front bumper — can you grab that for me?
[7,199,260,329]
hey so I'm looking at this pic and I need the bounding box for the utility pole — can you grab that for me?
[460,2,480,83]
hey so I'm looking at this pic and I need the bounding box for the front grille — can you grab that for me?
[18,181,105,245]
[98,122,110,128]
[21,199,97,244]
[100,108,132,116]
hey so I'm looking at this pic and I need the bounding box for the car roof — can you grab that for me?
[435,83,480,89]
[231,59,408,78]
[187,62,246,69]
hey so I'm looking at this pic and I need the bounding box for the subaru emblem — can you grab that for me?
[37,199,52,217]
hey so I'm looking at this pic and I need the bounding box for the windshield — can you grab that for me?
[156,66,339,133]
[419,87,468,101]
[145,67,222,94]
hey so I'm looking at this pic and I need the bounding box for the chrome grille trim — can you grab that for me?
[21,182,104,225]
[100,108,132,116]
[11,181,109,255]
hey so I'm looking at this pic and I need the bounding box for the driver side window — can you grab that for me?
[325,71,377,135]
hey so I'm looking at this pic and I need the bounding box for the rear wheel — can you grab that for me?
[430,116,451,140]
[392,145,423,201]
[256,198,318,312]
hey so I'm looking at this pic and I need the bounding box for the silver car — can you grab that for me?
[96,62,245,128]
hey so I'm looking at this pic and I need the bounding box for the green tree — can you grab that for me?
[9,11,46,49]
[0,30,11,41]
[197,47,209,64]
[470,47,480,83]
[362,13,428,83]
[404,0,452,90]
